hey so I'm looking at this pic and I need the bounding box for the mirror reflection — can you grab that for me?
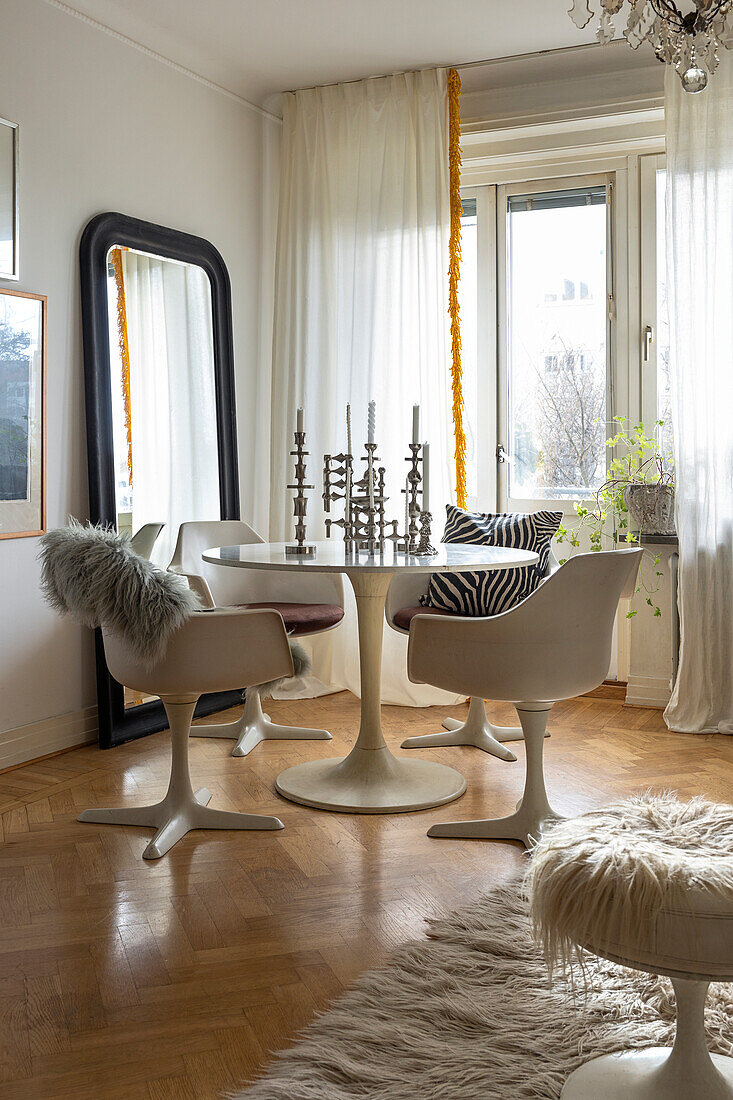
[106,246,220,567]
[105,246,221,707]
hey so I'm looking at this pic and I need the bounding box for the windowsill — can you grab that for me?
[638,533,678,546]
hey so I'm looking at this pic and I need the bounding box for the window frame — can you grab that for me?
[639,152,668,440]
[496,171,616,515]
[460,154,642,518]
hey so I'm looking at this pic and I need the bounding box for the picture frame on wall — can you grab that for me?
[0,117,18,280]
[0,288,46,539]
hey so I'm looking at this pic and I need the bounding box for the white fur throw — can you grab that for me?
[39,520,199,665]
[527,792,733,977]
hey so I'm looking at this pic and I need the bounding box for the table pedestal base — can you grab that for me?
[276,745,466,814]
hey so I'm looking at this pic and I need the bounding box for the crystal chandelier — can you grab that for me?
[568,1,733,92]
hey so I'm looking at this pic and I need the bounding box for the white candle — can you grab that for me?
[422,443,430,513]
[345,465,351,526]
[412,404,420,445]
[346,403,352,455]
[296,406,304,433]
[368,400,376,444]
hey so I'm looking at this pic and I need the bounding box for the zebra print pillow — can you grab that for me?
[420,505,563,617]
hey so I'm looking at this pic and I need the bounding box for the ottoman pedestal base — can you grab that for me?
[562,979,733,1100]
[562,1048,733,1100]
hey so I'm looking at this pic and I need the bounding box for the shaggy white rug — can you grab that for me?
[234,875,733,1100]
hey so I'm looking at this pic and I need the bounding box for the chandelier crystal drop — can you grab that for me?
[568,0,733,91]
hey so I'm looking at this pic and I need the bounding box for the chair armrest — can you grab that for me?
[167,566,216,609]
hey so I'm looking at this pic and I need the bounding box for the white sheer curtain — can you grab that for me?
[270,69,462,706]
[664,56,733,734]
[123,251,220,566]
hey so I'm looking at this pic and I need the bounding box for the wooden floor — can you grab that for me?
[1,692,731,1099]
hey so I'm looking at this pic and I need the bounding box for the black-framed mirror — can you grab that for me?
[80,212,243,748]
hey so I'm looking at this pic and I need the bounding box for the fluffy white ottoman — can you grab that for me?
[528,793,733,1099]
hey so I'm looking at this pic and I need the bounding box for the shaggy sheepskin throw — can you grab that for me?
[234,873,733,1100]
[39,520,199,665]
[527,792,733,977]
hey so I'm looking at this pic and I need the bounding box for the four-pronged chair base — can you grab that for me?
[78,698,285,859]
[78,789,283,859]
[401,696,549,763]
[191,688,332,757]
[428,801,563,849]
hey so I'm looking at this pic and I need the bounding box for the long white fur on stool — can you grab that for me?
[528,793,733,1099]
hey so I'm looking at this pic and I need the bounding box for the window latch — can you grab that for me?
[643,325,653,362]
[496,444,511,464]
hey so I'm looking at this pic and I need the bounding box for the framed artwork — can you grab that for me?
[0,117,18,280]
[0,288,45,539]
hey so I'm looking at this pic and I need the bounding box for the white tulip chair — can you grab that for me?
[129,522,165,560]
[168,520,345,757]
[80,608,295,859]
[407,548,642,848]
[386,550,560,762]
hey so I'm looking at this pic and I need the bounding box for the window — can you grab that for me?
[500,179,611,509]
[460,155,679,523]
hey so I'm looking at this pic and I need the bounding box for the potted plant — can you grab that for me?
[555,418,675,616]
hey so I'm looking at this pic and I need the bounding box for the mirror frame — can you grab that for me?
[80,212,243,748]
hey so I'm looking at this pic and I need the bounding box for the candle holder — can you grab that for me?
[320,413,428,555]
[415,509,437,556]
[404,443,424,553]
[323,452,356,545]
[286,429,317,557]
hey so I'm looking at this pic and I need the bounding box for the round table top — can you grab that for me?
[202,540,539,574]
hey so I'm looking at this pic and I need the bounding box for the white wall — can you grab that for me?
[0,0,280,758]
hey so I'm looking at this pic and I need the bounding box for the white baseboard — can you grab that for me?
[625,674,672,710]
[0,706,98,771]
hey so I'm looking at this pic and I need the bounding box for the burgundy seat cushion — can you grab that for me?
[239,602,344,636]
[392,605,456,632]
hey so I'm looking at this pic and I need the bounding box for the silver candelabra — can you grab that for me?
[322,426,435,555]
[286,427,317,557]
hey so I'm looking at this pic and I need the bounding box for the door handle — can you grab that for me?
[643,325,653,362]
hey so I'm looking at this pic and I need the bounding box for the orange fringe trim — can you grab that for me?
[448,68,467,509]
[110,247,133,488]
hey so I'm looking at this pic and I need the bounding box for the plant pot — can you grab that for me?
[624,483,676,536]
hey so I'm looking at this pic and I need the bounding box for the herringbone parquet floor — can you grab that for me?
[1,691,731,1099]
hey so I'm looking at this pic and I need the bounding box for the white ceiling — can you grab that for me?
[56,0,600,109]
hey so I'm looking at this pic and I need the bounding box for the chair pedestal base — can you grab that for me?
[78,700,284,859]
[427,703,562,848]
[190,688,332,757]
[563,980,733,1100]
[401,696,521,762]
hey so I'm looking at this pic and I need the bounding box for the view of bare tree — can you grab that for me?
[533,341,606,493]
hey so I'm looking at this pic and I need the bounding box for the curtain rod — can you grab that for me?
[284,40,623,96]
[456,39,621,72]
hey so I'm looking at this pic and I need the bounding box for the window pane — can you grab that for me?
[656,168,673,467]
[460,198,478,507]
[506,185,608,500]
